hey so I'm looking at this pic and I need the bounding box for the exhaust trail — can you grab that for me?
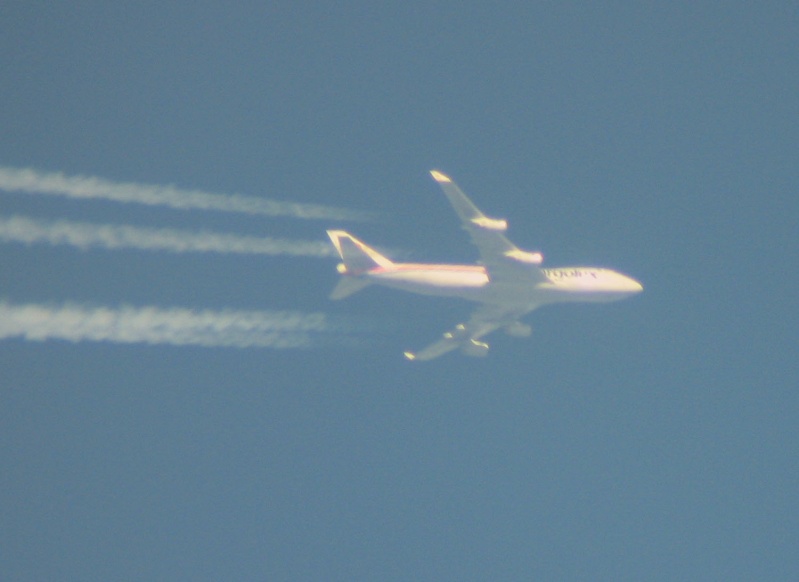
[0,300,351,349]
[0,214,336,258]
[0,166,373,221]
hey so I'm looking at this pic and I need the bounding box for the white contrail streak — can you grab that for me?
[0,166,372,221]
[0,301,345,349]
[0,214,336,257]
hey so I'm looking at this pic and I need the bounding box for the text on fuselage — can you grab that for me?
[543,269,599,280]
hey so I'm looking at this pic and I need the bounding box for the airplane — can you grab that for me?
[327,170,643,361]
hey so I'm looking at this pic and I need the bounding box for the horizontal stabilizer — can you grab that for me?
[329,277,371,300]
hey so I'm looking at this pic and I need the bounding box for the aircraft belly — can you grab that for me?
[534,283,633,304]
[370,269,488,298]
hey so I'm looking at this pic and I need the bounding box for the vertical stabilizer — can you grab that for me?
[326,230,393,274]
[326,230,393,300]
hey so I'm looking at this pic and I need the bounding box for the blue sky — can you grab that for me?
[2,3,797,580]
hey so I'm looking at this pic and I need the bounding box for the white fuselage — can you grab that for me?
[366,263,643,307]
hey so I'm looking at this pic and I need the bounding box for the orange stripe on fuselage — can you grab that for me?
[369,263,485,275]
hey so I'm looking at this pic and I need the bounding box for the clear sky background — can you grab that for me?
[2,3,797,580]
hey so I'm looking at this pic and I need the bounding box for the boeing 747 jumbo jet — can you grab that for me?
[327,171,642,361]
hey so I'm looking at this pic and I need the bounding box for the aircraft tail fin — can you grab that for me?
[326,230,393,300]
[326,230,393,274]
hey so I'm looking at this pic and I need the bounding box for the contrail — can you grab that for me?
[0,300,350,349]
[0,214,336,258]
[0,166,373,221]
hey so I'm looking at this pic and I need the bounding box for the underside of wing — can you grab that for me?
[404,303,536,361]
[430,170,549,286]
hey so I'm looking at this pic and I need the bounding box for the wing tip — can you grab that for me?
[430,170,451,183]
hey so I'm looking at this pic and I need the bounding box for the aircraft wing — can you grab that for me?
[430,170,549,285]
[404,303,535,361]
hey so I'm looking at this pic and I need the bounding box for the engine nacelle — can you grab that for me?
[504,249,543,264]
[505,322,532,338]
[470,216,508,231]
[461,338,489,357]
[443,323,468,340]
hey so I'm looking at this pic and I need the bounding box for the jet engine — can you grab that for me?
[504,322,532,338]
[461,338,489,357]
[504,249,543,264]
[443,323,468,340]
[470,216,507,231]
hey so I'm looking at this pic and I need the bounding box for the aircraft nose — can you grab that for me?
[625,276,643,293]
